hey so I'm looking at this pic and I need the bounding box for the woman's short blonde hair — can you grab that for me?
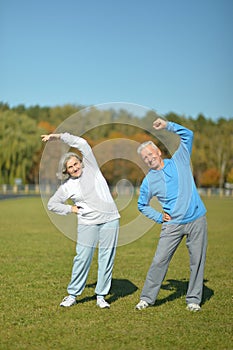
[56,152,83,182]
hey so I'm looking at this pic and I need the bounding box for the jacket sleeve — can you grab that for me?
[138,178,163,224]
[60,133,98,168]
[166,122,193,155]
[47,185,73,215]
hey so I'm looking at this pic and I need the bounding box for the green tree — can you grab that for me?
[0,111,42,184]
[192,117,233,188]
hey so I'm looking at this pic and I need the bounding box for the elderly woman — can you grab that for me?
[41,133,120,309]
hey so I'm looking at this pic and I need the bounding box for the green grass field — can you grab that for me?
[0,196,232,350]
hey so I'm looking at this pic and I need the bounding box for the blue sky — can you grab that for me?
[1,0,233,120]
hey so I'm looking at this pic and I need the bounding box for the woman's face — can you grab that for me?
[66,156,83,178]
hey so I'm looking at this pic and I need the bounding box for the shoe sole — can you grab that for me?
[97,305,110,309]
[187,308,201,312]
[60,302,77,307]
[186,306,201,312]
[135,306,148,310]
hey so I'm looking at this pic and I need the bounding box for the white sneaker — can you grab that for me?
[60,295,77,307]
[135,300,149,310]
[186,303,201,312]
[96,298,110,309]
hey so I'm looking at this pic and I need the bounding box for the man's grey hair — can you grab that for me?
[137,141,158,155]
[56,152,83,182]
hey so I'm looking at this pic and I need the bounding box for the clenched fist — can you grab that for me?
[153,118,167,130]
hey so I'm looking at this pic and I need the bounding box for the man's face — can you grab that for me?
[66,156,83,178]
[140,145,164,170]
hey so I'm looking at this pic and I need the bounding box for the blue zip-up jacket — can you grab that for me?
[138,122,206,224]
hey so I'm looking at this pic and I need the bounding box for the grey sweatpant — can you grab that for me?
[140,215,207,305]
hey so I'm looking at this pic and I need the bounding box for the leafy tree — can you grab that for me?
[199,168,220,187]
[0,111,42,184]
[0,101,232,188]
[226,168,233,183]
[0,102,10,112]
[26,105,50,122]
[49,104,82,125]
[12,104,26,114]
[38,121,56,133]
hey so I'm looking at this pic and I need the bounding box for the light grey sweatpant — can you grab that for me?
[140,215,207,305]
[67,219,119,298]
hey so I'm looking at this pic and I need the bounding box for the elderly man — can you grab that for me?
[136,118,207,312]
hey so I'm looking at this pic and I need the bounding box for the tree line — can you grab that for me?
[0,102,232,189]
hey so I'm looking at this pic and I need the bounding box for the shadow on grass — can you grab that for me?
[77,279,138,304]
[155,278,214,307]
[77,278,213,306]
[108,279,138,303]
